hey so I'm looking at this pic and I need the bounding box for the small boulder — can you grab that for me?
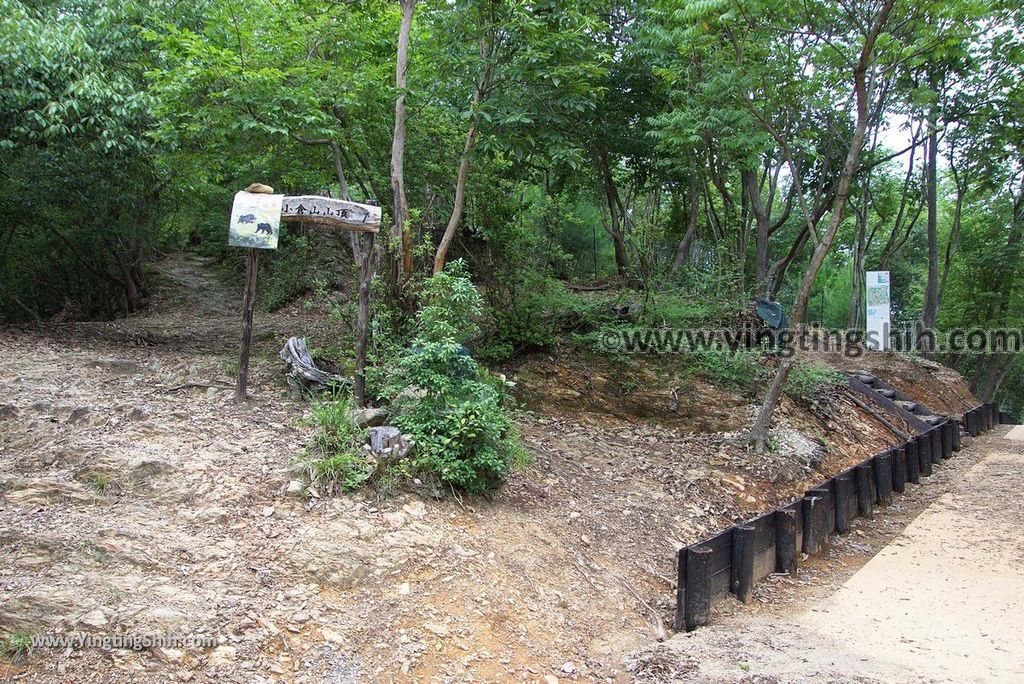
[350,407,389,428]
[285,480,304,497]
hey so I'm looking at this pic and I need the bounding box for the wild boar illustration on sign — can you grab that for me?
[228,192,283,249]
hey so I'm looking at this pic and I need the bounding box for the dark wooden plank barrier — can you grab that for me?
[748,512,778,587]
[941,421,953,459]
[731,524,756,603]
[874,453,894,505]
[674,396,999,632]
[906,438,920,483]
[834,471,856,534]
[674,548,686,631]
[891,446,907,494]
[803,494,825,555]
[856,463,875,519]
[917,433,933,476]
[684,546,712,631]
[847,377,933,432]
[703,528,734,604]
[809,482,836,539]
[775,507,799,575]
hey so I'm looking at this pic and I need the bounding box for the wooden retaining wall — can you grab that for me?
[674,403,999,632]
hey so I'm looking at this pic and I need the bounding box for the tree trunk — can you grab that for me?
[670,174,701,274]
[743,169,770,297]
[596,150,629,277]
[749,0,896,452]
[354,231,376,406]
[390,0,416,284]
[920,96,940,353]
[433,62,493,275]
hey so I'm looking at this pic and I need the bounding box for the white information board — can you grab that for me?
[865,270,891,351]
[229,191,284,249]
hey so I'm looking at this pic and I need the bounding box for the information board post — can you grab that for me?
[865,271,891,351]
[229,183,382,403]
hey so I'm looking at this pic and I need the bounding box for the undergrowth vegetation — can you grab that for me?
[784,360,847,404]
[301,263,527,497]
[0,630,33,662]
[294,395,369,496]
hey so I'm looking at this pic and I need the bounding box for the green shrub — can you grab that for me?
[1,631,33,662]
[784,360,846,404]
[294,395,371,495]
[389,262,525,494]
[691,348,766,392]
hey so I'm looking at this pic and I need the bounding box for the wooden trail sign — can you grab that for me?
[231,183,381,403]
[281,196,381,232]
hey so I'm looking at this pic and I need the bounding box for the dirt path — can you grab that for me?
[635,426,1024,683]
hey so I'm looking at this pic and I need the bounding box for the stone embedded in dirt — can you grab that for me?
[79,607,110,627]
[209,645,237,666]
[383,511,407,529]
[321,627,347,646]
[424,622,448,637]
[285,480,304,497]
[129,405,150,421]
[129,457,174,483]
[561,661,577,674]
[350,407,389,428]
[396,385,427,402]
[4,478,94,506]
[67,407,91,424]
[193,507,228,524]
[720,474,745,491]
[156,647,185,663]
[402,501,427,518]
[453,544,477,558]
[0,404,18,419]
[261,506,275,517]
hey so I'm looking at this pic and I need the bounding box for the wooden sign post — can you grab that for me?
[231,183,381,403]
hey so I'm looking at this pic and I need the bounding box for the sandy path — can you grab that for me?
[636,426,1024,683]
